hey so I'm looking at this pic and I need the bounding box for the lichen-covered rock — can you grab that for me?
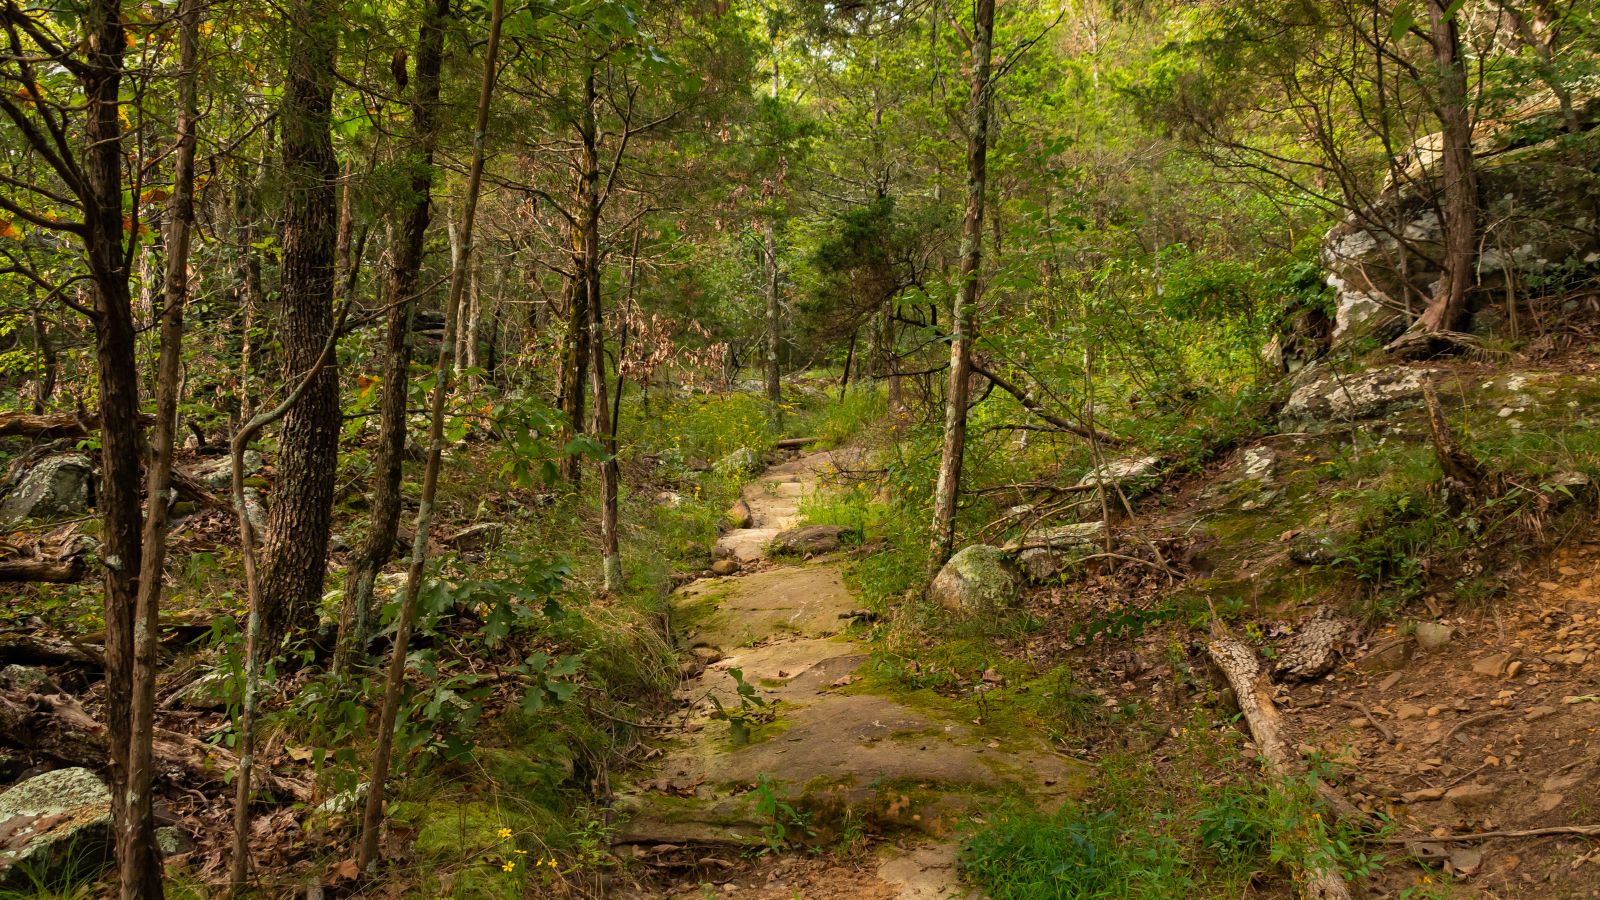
[188,450,263,490]
[1279,365,1437,429]
[713,447,762,477]
[0,768,113,888]
[929,545,1020,614]
[0,454,93,528]
[1004,521,1105,552]
[1076,456,1162,490]
[769,524,847,557]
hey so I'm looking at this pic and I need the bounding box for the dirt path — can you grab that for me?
[613,451,1083,898]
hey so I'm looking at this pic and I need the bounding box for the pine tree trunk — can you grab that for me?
[558,226,589,486]
[334,0,448,676]
[258,0,341,652]
[765,220,781,419]
[929,0,995,569]
[584,114,621,589]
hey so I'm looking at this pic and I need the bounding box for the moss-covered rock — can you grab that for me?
[929,545,1021,614]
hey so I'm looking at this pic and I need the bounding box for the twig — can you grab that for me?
[1379,824,1600,845]
[1334,699,1394,743]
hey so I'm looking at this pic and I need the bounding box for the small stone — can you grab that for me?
[1348,717,1371,729]
[1471,652,1513,677]
[1536,792,1564,813]
[1561,650,1589,666]
[1415,622,1454,650]
[1524,706,1558,721]
[1396,703,1427,721]
[1378,671,1404,692]
[1404,787,1446,802]
[711,559,740,576]
[1506,661,1524,678]
[1427,706,1442,717]
[1443,782,1498,806]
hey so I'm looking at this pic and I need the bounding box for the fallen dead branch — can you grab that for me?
[0,633,104,667]
[0,690,309,802]
[1379,825,1600,844]
[1205,629,1360,900]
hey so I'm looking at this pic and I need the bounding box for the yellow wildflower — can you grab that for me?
[502,861,515,872]
[497,827,513,839]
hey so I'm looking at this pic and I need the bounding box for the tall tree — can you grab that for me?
[358,0,505,867]
[335,0,451,676]
[257,0,341,651]
[929,0,995,568]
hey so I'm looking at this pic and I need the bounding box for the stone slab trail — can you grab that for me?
[614,451,1085,898]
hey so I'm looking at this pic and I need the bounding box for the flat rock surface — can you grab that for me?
[620,451,1087,896]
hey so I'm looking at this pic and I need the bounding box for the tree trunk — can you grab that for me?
[583,102,621,590]
[334,0,448,677]
[929,0,995,570]
[1416,0,1477,334]
[258,0,341,653]
[78,0,164,892]
[357,0,503,869]
[764,219,782,420]
[557,226,589,486]
[124,1,200,895]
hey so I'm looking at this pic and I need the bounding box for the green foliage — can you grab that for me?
[707,667,775,745]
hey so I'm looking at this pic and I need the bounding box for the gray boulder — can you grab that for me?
[1280,365,1437,429]
[0,768,113,889]
[1005,522,1105,584]
[0,455,93,527]
[1076,456,1161,491]
[713,447,761,477]
[188,450,263,491]
[929,545,1020,614]
[769,524,847,557]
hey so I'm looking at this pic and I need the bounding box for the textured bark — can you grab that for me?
[335,0,448,677]
[125,1,199,894]
[77,0,164,892]
[558,222,589,485]
[258,0,341,653]
[357,0,503,869]
[764,219,781,418]
[929,0,994,570]
[1416,1,1477,334]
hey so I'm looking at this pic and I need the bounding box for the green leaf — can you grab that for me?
[1389,2,1415,41]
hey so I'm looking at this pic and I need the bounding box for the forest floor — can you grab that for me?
[611,451,1083,899]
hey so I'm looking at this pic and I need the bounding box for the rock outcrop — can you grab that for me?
[1321,105,1600,346]
[1280,365,1437,429]
[768,524,847,557]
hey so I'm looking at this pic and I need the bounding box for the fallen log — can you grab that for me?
[1205,630,1356,900]
[0,633,104,667]
[0,411,154,440]
[0,555,85,583]
[0,690,309,802]
[774,436,821,449]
